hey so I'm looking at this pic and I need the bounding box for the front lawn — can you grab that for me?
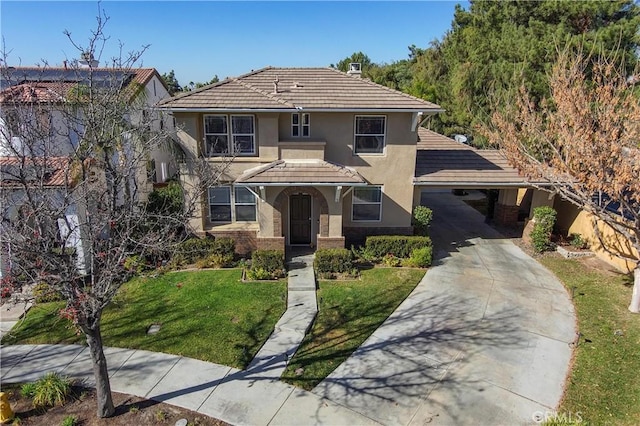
[2,270,286,369]
[281,267,425,390]
[541,257,640,425]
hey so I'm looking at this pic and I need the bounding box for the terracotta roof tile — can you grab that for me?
[0,156,72,187]
[160,67,442,111]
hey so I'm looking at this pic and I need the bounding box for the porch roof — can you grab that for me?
[414,128,533,188]
[235,159,368,186]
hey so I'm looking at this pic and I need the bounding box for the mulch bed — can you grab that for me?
[2,384,228,426]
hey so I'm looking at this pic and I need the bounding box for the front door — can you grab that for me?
[290,194,311,244]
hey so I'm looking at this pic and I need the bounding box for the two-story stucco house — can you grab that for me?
[0,61,176,277]
[159,65,446,253]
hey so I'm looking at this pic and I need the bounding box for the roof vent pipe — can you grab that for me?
[273,76,279,94]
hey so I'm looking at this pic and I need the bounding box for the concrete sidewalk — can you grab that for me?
[246,250,317,379]
[0,344,379,425]
[313,190,576,425]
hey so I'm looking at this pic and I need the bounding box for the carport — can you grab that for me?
[412,128,551,225]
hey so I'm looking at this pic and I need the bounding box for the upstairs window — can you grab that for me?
[204,115,228,156]
[204,114,255,156]
[291,113,310,137]
[354,116,385,154]
[352,186,382,221]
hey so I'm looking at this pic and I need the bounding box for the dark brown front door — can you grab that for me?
[290,194,311,244]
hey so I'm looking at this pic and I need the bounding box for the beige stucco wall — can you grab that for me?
[173,110,419,234]
[554,198,638,272]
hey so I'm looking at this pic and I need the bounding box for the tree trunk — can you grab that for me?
[85,324,115,417]
[629,266,640,314]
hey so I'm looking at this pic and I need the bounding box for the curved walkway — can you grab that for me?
[313,190,576,425]
[1,190,576,425]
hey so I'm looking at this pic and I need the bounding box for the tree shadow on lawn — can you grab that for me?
[149,292,524,426]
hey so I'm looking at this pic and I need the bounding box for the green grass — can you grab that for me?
[282,267,425,390]
[2,270,286,368]
[541,257,640,425]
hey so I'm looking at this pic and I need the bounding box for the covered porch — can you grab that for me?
[235,159,369,252]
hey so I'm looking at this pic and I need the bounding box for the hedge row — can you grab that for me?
[172,237,235,266]
[247,249,286,280]
[314,248,353,274]
[365,235,432,259]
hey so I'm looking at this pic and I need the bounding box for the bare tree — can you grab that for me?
[0,13,228,417]
[480,47,640,313]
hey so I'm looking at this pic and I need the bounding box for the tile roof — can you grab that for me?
[0,67,164,103]
[0,156,72,187]
[414,128,531,187]
[160,67,442,111]
[235,159,368,185]
[0,82,76,103]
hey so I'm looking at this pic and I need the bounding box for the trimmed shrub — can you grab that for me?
[569,233,587,249]
[246,267,274,280]
[172,237,235,267]
[531,206,557,253]
[249,250,286,279]
[412,206,433,236]
[194,252,235,269]
[314,248,353,273]
[147,181,183,215]
[33,282,63,304]
[123,255,147,274]
[382,253,402,267]
[365,235,432,259]
[403,246,433,268]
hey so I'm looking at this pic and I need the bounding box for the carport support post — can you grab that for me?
[528,189,555,219]
[494,189,520,226]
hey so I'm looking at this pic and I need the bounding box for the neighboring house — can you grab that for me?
[0,156,89,277]
[0,58,175,278]
[159,64,541,254]
[0,61,176,184]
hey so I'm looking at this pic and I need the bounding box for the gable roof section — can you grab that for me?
[414,128,532,187]
[235,159,368,186]
[160,67,442,111]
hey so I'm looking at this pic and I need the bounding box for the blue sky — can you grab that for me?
[1,1,465,85]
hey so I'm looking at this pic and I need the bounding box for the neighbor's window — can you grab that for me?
[354,116,385,154]
[208,186,257,222]
[204,114,255,156]
[352,186,382,221]
[291,113,310,137]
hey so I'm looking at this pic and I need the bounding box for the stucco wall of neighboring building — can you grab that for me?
[554,198,638,272]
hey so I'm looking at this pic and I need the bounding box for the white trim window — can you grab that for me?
[204,114,255,156]
[208,186,257,222]
[354,115,385,154]
[352,186,382,222]
[204,115,228,156]
[291,113,310,137]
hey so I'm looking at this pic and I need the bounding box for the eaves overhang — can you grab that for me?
[158,106,445,114]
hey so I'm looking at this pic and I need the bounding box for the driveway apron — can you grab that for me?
[313,189,576,426]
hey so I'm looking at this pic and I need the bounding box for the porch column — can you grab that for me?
[494,188,520,226]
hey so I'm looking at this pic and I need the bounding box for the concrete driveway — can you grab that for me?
[313,190,576,425]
